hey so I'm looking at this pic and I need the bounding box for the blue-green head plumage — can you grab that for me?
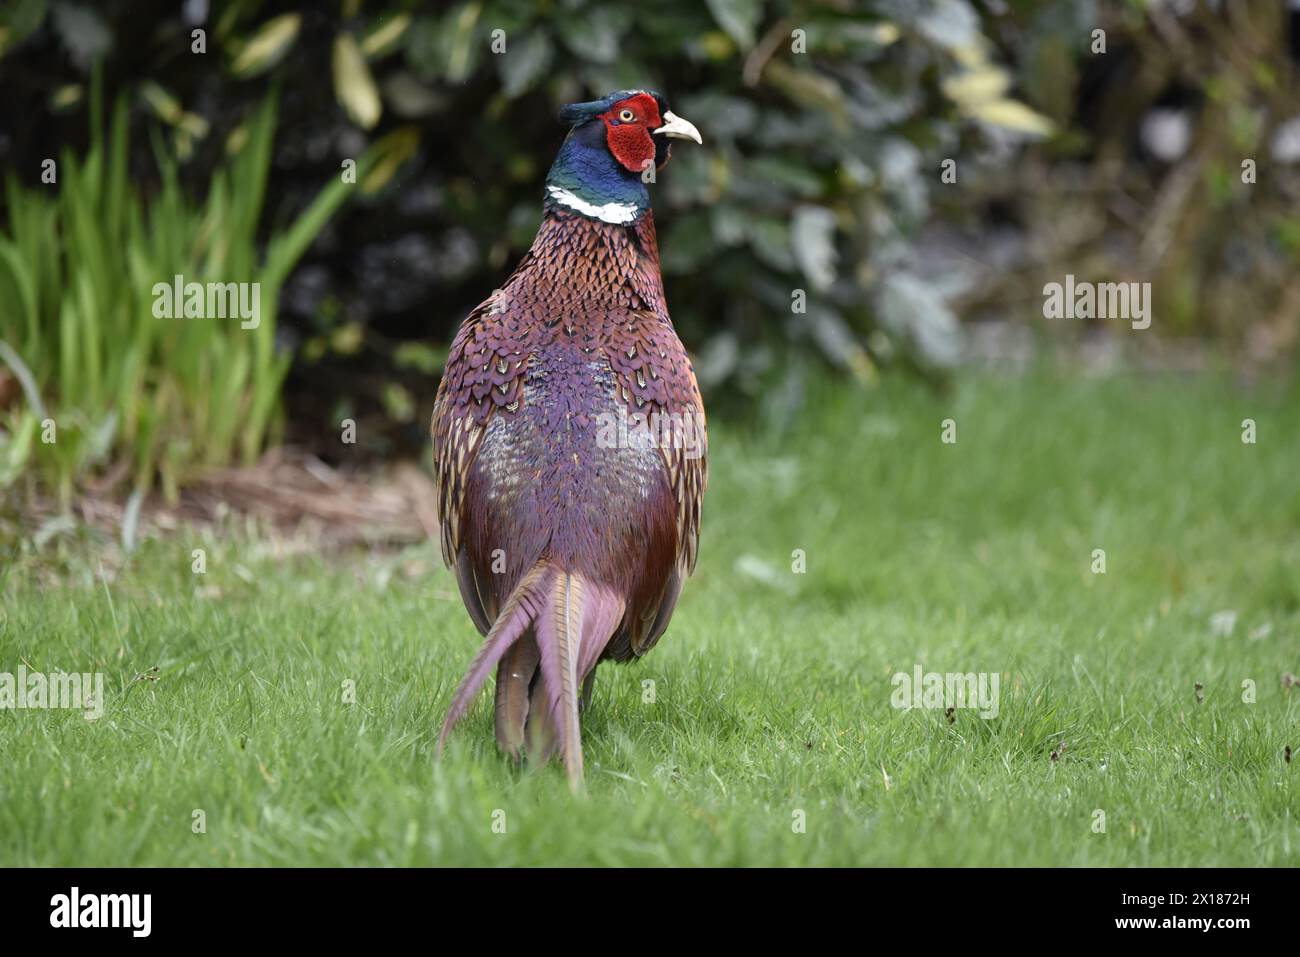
[543,90,701,224]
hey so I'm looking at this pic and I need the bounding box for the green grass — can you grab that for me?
[1,370,1298,866]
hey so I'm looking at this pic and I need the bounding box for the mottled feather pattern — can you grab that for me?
[432,95,707,786]
[432,209,707,584]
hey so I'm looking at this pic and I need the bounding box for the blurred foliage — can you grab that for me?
[0,71,376,503]
[947,0,1300,369]
[1,0,1299,499]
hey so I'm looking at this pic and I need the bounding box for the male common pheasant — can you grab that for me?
[432,91,707,788]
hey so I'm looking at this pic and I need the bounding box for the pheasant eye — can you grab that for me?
[618,109,636,123]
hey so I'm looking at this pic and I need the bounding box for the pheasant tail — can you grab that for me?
[439,560,625,791]
[435,562,550,756]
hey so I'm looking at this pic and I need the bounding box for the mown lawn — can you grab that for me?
[2,371,1297,866]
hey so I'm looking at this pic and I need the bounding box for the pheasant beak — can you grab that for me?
[653,111,702,145]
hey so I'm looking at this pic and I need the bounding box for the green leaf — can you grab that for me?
[875,273,963,368]
[966,98,1055,139]
[0,412,37,487]
[499,30,552,98]
[704,0,761,50]
[231,13,301,77]
[361,13,411,58]
[764,61,849,129]
[0,0,49,59]
[910,0,980,52]
[333,32,383,129]
[381,383,415,423]
[443,3,483,84]
[560,8,627,64]
[361,127,420,194]
[393,342,445,374]
[941,66,1011,106]
[791,206,838,291]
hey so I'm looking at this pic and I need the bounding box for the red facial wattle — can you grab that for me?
[600,93,663,173]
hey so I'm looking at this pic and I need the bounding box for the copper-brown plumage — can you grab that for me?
[431,91,706,787]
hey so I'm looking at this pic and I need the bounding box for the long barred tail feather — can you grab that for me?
[436,562,551,757]
[438,560,626,791]
[534,572,585,787]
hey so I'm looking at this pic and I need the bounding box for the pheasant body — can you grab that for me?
[432,91,706,786]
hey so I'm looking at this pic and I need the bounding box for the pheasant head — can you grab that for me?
[545,90,702,225]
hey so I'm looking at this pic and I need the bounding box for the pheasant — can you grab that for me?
[431,90,707,788]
